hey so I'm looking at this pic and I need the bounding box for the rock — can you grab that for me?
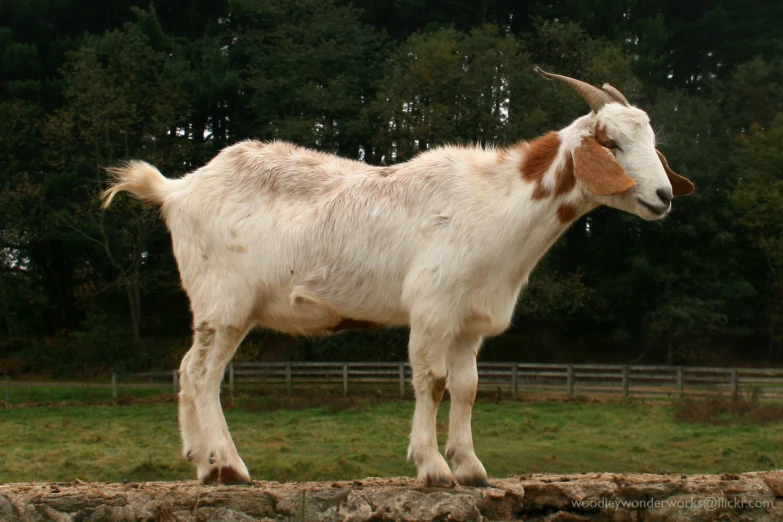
[0,472,781,521]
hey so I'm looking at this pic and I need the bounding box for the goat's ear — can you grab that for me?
[572,137,636,196]
[656,149,694,197]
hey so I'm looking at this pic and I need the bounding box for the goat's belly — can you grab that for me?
[255,280,408,336]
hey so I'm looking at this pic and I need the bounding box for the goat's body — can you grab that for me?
[103,75,692,486]
[104,134,586,486]
[158,140,571,338]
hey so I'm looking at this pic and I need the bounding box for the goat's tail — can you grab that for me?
[101,160,173,209]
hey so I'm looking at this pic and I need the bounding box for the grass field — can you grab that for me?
[2,397,783,484]
[3,384,172,405]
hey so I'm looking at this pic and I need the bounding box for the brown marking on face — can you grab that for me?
[557,203,577,223]
[594,124,618,157]
[520,132,560,185]
[331,318,384,332]
[594,124,611,146]
[554,153,576,197]
[227,244,246,253]
[593,123,621,162]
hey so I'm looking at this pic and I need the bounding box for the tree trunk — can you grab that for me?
[2,473,782,521]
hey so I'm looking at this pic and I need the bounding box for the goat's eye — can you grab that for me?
[602,140,622,152]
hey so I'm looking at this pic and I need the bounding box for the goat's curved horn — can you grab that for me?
[601,83,630,106]
[534,66,614,113]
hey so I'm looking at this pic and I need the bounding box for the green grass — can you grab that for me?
[1,399,782,483]
[4,385,172,405]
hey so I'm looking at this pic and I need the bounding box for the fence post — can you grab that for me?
[172,369,179,394]
[285,363,292,396]
[566,364,574,398]
[112,373,118,406]
[228,362,235,400]
[399,362,405,400]
[731,368,738,402]
[622,365,629,399]
[4,374,9,405]
[343,363,349,398]
[677,366,684,399]
[512,363,518,401]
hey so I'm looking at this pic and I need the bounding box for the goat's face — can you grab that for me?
[579,103,694,221]
[536,67,694,220]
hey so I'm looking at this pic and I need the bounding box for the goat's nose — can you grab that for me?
[656,188,673,205]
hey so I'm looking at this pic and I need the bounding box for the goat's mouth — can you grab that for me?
[637,198,670,217]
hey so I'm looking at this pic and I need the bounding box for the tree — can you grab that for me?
[45,7,190,354]
[732,114,783,361]
[229,0,386,156]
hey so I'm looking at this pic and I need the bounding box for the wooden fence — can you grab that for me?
[215,362,783,400]
[4,363,783,405]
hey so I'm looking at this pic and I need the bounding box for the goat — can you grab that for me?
[102,68,694,487]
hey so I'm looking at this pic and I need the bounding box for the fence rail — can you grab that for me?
[221,362,783,401]
[4,363,783,405]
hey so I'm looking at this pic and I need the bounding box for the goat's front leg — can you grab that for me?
[445,335,488,486]
[407,327,455,487]
[180,320,250,484]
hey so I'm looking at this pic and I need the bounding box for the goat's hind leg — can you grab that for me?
[179,319,250,484]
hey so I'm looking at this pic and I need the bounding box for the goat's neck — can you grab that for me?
[513,122,594,221]
[493,123,596,280]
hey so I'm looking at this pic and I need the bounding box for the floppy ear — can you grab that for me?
[656,149,694,197]
[572,137,636,196]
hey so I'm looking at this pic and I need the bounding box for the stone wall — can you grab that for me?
[2,471,782,521]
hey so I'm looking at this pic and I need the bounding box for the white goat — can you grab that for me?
[102,69,693,487]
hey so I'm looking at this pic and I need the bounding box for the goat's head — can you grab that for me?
[536,67,694,221]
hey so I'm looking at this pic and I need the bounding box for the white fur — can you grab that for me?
[103,102,675,485]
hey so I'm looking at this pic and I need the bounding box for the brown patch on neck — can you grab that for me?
[557,203,578,223]
[520,132,560,188]
[532,183,551,200]
[554,153,576,197]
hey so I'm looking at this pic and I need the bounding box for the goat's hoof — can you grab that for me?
[423,474,456,488]
[201,466,220,485]
[219,465,251,485]
[200,465,251,485]
[457,475,490,487]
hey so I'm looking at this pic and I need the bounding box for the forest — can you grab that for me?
[1,0,782,376]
